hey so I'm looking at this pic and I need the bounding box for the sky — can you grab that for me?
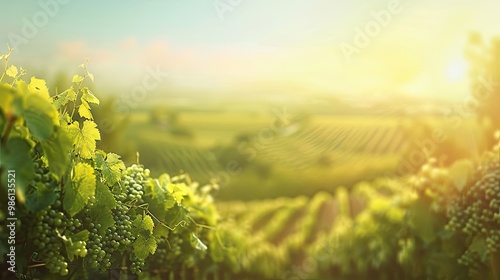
[1,0,500,101]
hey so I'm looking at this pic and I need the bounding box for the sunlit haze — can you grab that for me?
[1,0,500,101]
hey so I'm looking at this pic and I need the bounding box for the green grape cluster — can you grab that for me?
[44,252,68,276]
[30,156,58,190]
[409,158,455,212]
[129,254,145,275]
[65,240,87,258]
[112,204,134,247]
[84,165,151,272]
[116,164,150,203]
[168,233,183,259]
[84,204,134,271]
[85,220,111,270]
[147,237,169,269]
[29,200,83,276]
[445,149,500,272]
[83,164,151,272]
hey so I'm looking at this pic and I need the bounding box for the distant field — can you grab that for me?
[128,111,272,147]
[123,110,486,199]
[255,122,407,169]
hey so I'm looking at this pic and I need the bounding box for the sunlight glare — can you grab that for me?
[446,59,468,81]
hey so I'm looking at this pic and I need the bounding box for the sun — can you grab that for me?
[446,59,468,82]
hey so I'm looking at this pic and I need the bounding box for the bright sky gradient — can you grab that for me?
[1,0,500,101]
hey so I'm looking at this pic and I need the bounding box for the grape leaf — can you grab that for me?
[153,224,170,239]
[28,77,50,99]
[87,207,114,235]
[6,65,18,78]
[164,204,189,228]
[25,182,58,213]
[145,177,176,210]
[146,179,166,201]
[163,195,177,210]
[60,111,71,124]
[133,235,157,260]
[72,75,83,84]
[94,181,116,209]
[78,99,93,120]
[82,87,99,104]
[41,127,71,179]
[24,93,59,141]
[52,87,76,109]
[96,152,125,186]
[63,163,96,216]
[191,234,207,251]
[407,198,442,244]
[132,214,155,235]
[0,137,33,203]
[88,182,116,234]
[66,120,100,159]
[167,182,189,203]
[469,235,488,261]
[143,215,155,234]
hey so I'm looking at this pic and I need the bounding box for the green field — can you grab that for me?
[117,109,484,200]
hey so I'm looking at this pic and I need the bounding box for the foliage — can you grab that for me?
[215,136,500,280]
[0,49,228,279]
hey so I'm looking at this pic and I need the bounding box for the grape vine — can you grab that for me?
[0,49,227,279]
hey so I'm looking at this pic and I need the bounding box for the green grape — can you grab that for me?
[83,166,145,272]
[117,164,149,203]
[27,199,83,276]
[85,221,116,271]
[129,254,145,275]
[24,154,84,276]
[445,148,500,274]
